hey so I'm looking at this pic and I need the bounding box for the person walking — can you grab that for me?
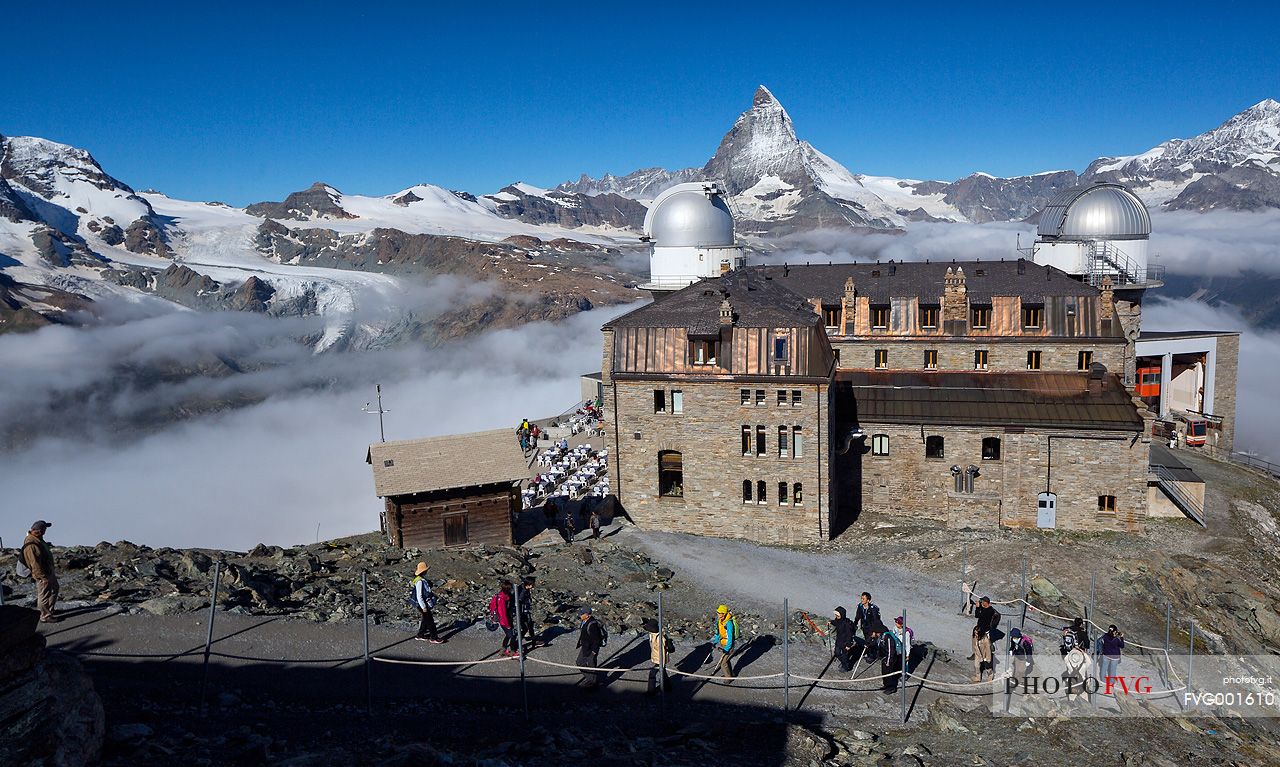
[1062,646,1092,701]
[1098,624,1125,687]
[1009,628,1034,684]
[517,578,538,649]
[563,510,577,541]
[411,562,443,643]
[22,521,59,623]
[854,592,881,644]
[644,617,672,694]
[880,623,904,693]
[589,509,601,539]
[830,607,858,673]
[575,607,606,689]
[1060,617,1088,657]
[971,596,1000,682]
[488,580,517,656]
[710,604,737,682]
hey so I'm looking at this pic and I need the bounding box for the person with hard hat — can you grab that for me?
[22,521,59,623]
[709,604,737,682]
[411,562,443,643]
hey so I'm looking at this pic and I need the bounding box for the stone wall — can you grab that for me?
[609,378,831,543]
[857,425,1149,532]
[1213,333,1240,453]
[829,337,1125,374]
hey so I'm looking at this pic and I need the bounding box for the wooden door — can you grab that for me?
[443,513,469,546]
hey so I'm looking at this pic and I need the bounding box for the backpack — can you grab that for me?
[485,593,503,631]
[16,542,33,578]
[1060,630,1077,653]
[594,618,609,647]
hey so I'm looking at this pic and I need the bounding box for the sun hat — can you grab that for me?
[414,562,429,576]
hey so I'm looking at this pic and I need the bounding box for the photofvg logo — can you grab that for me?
[990,655,1280,718]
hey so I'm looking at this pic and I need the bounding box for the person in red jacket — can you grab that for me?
[488,580,517,656]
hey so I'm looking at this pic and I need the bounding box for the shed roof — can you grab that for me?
[758,260,1097,304]
[366,429,527,498]
[1149,443,1204,484]
[839,370,1144,431]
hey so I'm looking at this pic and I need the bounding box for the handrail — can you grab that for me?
[1148,463,1206,526]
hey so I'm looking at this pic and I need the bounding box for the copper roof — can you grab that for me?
[366,429,527,498]
[839,370,1144,431]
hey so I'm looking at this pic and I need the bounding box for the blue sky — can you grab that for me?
[5,2,1277,205]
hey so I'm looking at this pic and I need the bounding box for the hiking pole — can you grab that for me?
[513,590,529,720]
[658,590,666,717]
[362,569,371,716]
[900,609,908,724]
[783,598,790,716]
[200,559,222,713]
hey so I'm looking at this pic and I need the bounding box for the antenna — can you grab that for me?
[362,383,390,442]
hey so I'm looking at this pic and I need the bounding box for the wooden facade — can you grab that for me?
[609,324,834,379]
[385,482,518,549]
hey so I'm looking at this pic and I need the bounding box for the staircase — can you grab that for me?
[1085,241,1142,286]
[1149,463,1207,527]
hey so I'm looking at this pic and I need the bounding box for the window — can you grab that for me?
[690,339,719,366]
[792,427,804,458]
[1027,350,1042,370]
[925,435,944,459]
[773,336,788,362]
[755,389,766,406]
[1098,495,1117,514]
[778,426,789,458]
[823,306,841,330]
[671,390,683,414]
[874,349,888,369]
[741,426,751,456]
[971,306,990,329]
[741,389,750,406]
[756,425,766,456]
[974,350,989,371]
[791,390,802,407]
[1022,305,1043,329]
[1078,350,1093,371]
[871,434,890,456]
[742,480,753,504]
[653,389,666,413]
[778,482,788,505]
[793,483,803,505]
[924,349,938,370]
[982,437,1001,461]
[920,305,939,329]
[871,306,890,329]
[658,451,683,497]
[778,390,787,407]
[757,480,767,505]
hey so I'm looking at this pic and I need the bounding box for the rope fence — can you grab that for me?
[38,555,1214,723]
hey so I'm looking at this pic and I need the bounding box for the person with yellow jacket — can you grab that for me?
[709,604,737,681]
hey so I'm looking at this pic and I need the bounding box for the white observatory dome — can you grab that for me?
[643,182,736,247]
[1036,183,1151,241]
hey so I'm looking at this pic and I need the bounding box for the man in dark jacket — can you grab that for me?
[22,521,59,623]
[830,607,858,672]
[854,592,881,643]
[518,578,538,648]
[576,607,606,689]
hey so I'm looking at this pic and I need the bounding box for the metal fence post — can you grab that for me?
[1088,573,1096,628]
[0,537,5,606]
[1019,554,1028,630]
[362,570,371,716]
[1188,621,1196,692]
[783,598,790,716]
[1164,602,1172,677]
[658,590,666,716]
[900,609,908,723]
[513,587,528,720]
[200,559,222,712]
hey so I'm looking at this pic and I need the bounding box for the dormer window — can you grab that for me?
[1022,305,1043,329]
[920,305,939,329]
[773,336,788,362]
[971,305,991,329]
[690,339,719,366]
[822,306,841,331]
[871,306,890,330]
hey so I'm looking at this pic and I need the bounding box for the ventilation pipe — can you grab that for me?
[965,465,980,494]
[951,465,963,493]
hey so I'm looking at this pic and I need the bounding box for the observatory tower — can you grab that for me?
[639,181,745,298]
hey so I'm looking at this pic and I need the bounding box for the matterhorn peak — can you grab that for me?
[753,85,778,108]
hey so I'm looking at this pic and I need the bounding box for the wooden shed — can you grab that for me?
[366,429,528,548]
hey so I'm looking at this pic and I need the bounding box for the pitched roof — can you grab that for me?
[838,370,1144,431]
[366,429,527,498]
[606,269,821,334]
[758,260,1098,304]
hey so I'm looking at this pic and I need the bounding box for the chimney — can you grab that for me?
[942,266,967,323]
[841,276,856,336]
[1087,362,1107,396]
[1099,275,1115,320]
[1017,257,1026,275]
[719,297,734,327]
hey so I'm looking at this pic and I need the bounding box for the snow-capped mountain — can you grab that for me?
[562,89,1280,230]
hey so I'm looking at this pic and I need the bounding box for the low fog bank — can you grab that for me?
[1143,300,1275,461]
[0,302,635,551]
[762,209,1280,278]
